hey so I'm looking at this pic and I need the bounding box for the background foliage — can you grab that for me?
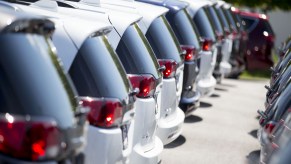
[224,0,291,11]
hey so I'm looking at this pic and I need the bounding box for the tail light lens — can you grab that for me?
[79,97,123,128]
[201,39,213,51]
[158,59,177,78]
[128,74,156,98]
[180,45,197,61]
[225,29,231,36]
[266,35,275,42]
[232,31,238,39]
[265,122,276,134]
[0,114,62,161]
[216,31,224,42]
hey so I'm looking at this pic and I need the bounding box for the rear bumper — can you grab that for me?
[130,136,163,164]
[179,90,200,116]
[219,61,232,75]
[84,125,133,164]
[197,76,216,97]
[156,108,185,145]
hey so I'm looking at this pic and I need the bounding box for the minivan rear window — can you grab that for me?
[240,16,258,32]
[116,23,160,79]
[146,16,182,63]
[206,6,224,34]
[0,34,75,127]
[224,8,238,32]
[169,9,200,49]
[69,35,130,101]
[193,8,216,41]
[215,6,230,32]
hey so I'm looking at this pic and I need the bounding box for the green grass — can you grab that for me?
[239,70,271,80]
[239,52,278,80]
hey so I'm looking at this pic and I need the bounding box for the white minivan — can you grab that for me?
[43,1,164,163]
[2,1,137,164]
[99,0,185,145]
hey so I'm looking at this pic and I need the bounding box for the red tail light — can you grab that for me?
[80,97,123,128]
[128,74,156,98]
[216,31,224,42]
[180,45,196,61]
[265,122,276,134]
[0,114,62,161]
[232,31,238,39]
[225,29,231,36]
[265,35,274,42]
[202,39,213,51]
[158,59,177,78]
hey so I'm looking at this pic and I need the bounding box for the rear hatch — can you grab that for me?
[145,15,184,108]
[68,34,135,149]
[116,23,162,151]
[0,19,87,162]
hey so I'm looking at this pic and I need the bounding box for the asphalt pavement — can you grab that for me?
[161,78,269,164]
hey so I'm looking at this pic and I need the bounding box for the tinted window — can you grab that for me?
[234,13,245,32]
[0,34,75,128]
[261,20,274,35]
[207,6,224,34]
[215,6,230,32]
[69,35,130,101]
[116,23,160,79]
[240,16,257,32]
[146,16,182,63]
[170,9,200,49]
[224,8,238,32]
[193,8,216,41]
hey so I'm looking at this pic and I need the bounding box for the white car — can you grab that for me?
[100,0,185,146]
[186,0,231,82]
[213,0,234,79]
[45,1,164,163]
[4,1,137,164]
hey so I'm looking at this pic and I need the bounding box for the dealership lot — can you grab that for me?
[161,78,268,164]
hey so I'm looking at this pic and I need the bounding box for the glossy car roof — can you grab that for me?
[239,10,270,20]
[100,0,168,33]
[137,0,188,14]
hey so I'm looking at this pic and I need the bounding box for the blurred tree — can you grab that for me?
[224,0,291,11]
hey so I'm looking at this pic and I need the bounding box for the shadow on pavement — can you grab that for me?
[184,115,203,123]
[256,115,260,120]
[200,101,213,108]
[249,129,258,139]
[210,93,220,98]
[246,150,260,164]
[215,87,228,92]
[164,135,186,149]
[218,83,236,88]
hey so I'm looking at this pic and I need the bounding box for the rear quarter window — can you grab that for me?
[240,16,258,32]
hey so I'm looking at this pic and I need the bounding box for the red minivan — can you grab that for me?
[239,11,275,71]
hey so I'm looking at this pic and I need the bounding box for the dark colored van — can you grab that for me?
[239,11,275,71]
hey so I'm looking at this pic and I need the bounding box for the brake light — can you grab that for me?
[80,97,123,128]
[265,122,276,134]
[158,59,177,78]
[180,45,196,61]
[202,39,213,51]
[0,114,62,161]
[225,29,231,36]
[232,31,238,39]
[216,31,224,42]
[128,74,156,98]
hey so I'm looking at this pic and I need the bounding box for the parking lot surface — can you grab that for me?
[161,78,268,164]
